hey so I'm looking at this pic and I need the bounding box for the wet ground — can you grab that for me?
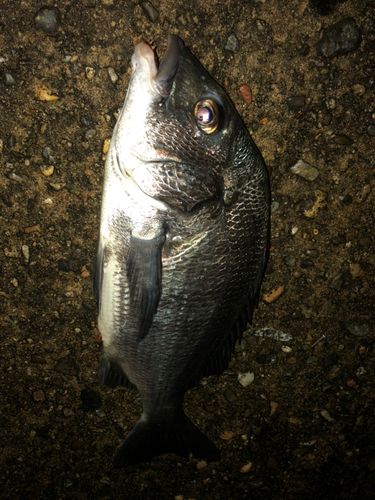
[1,0,375,498]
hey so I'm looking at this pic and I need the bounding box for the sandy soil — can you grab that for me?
[1,0,374,498]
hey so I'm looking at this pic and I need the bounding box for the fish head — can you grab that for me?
[113,35,246,213]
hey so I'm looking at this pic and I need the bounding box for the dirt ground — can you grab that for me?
[1,0,374,499]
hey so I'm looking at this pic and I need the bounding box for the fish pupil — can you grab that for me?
[197,107,213,124]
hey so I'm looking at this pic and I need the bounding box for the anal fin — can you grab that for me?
[99,353,137,391]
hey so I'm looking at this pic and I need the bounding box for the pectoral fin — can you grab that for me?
[127,233,165,340]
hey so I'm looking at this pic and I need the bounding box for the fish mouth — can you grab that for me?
[135,34,184,97]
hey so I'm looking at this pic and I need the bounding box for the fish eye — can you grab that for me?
[194,99,219,134]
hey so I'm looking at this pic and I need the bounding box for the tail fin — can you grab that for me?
[113,414,221,468]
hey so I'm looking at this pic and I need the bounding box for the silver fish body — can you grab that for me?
[94,35,270,468]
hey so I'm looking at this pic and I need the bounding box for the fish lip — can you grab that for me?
[135,34,184,97]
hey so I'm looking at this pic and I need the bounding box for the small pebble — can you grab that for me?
[286,96,305,111]
[291,226,298,235]
[49,183,65,190]
[103,138,111,154]
[253,327,293,342]
[8,172,24,183]
[238,372,254,387]
[107,67,118,84]
[85,129,96,140]
[58,259,70,272]
[356,416,365,426]
[356,184,371,203]
[346,379,359,388]
[367,125,375,137]
[196,460,207,469]
[316,18,362,58]
[353,84,365,96]
[22,245,30,263]
[270,201,279,213]
[33,390,46,402]
[289,417,302,425]
[31,354,46,364]
[225,33,240,53]
[178,15,187,26]
[85,67,95,79]
[4,247,20,258]
[281,346,292,353]
[349,262,364,279]
[321,111,332,126]
[345,320,372,337]
[220,431,235,441]
[240,462,253,473]
[63,408,75,417]
[141,1,159,22]
[306,356,318,364]
[329,273,343,290]
[269,401,278,416]
[80,116,94,128]
[321,409,335,422]
[306,249,319,258]
[251,121,259,131]
[24,224,41,234]
[300,258,314,269]
[5,73,16,86]
[291,159,319,181]
[42,146,55,163]
[322,383,332,393]
[238,84,252,104]
[356,366,367,376]
[83,303,96,311]
[35,86,58,101]
[283,252,296,267]
[81,266,90,278]
[334,134,353,146]
[263,286,284,303]
[223,388,237,403]
[40,165,54,176]
[34,7,61,34]
[304,190,327,218]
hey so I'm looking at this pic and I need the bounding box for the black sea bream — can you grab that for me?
[93,34,270,468]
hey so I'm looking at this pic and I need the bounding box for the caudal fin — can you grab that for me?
[113,414,221,468]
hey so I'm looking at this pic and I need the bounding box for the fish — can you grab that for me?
[93,34,270,468]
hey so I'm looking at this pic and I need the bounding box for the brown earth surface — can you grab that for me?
[1,1,375,499]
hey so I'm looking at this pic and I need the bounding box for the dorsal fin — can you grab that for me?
[92,240,103,313]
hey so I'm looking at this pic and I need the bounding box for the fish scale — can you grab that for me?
[93,34,270,468]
